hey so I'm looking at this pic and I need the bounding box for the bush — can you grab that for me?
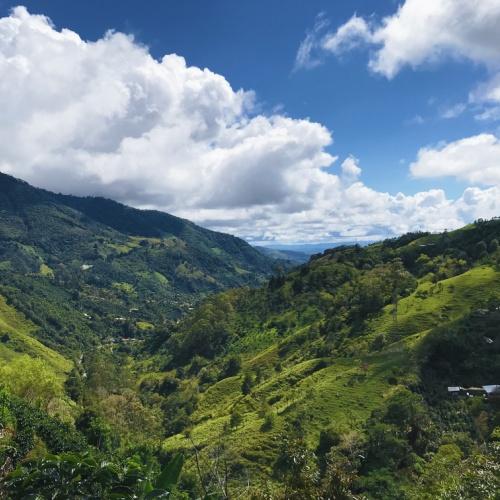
[261,412,275,432]
[159,375,180,396]
[0,356,64,410]
[222,355,242,378]
[230,409,243,428]
[2,452,184,499]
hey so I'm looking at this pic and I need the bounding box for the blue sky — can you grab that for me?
[0,1,499,243]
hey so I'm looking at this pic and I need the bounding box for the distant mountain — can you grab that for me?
[0,172,276,355]
[261,240,375,256]
[254,246,309,264]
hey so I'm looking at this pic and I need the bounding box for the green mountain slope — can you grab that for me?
[0,172,276,355]
[1,200,499,498]
[0,295,71,375]
[148,219,500,497]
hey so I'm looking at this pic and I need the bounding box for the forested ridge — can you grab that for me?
[0,174,499,498]
[0,172,277,355]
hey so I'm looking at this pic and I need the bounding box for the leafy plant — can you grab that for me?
[1,452,184,499]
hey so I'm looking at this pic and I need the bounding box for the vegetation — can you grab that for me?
[1,173,499,498]
[153,218,500,498]
[0,172,277,356]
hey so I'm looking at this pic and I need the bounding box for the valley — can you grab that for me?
[0,180,499,498]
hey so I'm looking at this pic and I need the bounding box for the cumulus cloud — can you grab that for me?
[296,0,500,78]
[340,156,362,184]
[0,6,498,244]
[410,134,500,186]
[367,0,500,78]
[0,6,335,212]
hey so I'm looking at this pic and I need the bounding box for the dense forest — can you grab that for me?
[0,175,499,498]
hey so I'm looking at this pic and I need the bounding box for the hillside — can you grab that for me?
[148,219,500,498]
[1,216,500,499]
[0,172,276,356]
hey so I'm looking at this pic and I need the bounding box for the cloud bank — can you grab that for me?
[0,6,499,243]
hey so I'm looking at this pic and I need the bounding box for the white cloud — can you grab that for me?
[0,6,335,212]
[340,156,362,184]
[297,0,500,78]
[368,0,500,78]
[440,103,466,120]
[294,13,330,71]
[469,73,500,121]
[410,134,500,186]
[322,16,372,56]
[0,7,498,244]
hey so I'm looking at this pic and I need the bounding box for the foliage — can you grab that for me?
[0,171,277,356]
[0,356,64,411]
[1,452,184,499]
[159,218,500,497]
[1,174,500,500]
[0,390,86,466]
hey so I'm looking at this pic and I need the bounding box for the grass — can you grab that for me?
[39,263,54,278]
[366,266,500,342]
[112,282,135,294]
[136,321,155,331]
[0,295,71,376]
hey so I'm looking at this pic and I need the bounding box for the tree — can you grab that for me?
[476,240,488,259]
[75,410,119,452]
[222,355,241,378]
[64,367,83,403]
[158,374,180,396]
[388,258,408,323]
[99,390,162,443]
[241,373,253,395]
[412,444,463,499]
[229,409,243,428]
[274,437,320,499]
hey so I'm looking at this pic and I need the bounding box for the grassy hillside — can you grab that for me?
[148,219,500,498]
[0,295,71,376]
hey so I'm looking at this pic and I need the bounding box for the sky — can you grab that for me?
[0,0,499,244]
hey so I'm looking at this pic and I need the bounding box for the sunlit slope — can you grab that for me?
[163,264,500,475]
[0,294,71,376]
[0,171,277,356]
[363,265,500,343]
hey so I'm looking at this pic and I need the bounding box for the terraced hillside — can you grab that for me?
[1,215,499,499]
[148,219,500,498]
